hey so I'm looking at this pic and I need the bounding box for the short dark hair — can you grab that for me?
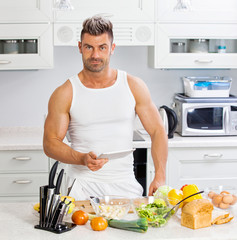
[80,15,114,43]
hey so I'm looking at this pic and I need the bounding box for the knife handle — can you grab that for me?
[48,161,59,188]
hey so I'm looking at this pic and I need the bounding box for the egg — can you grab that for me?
[208,191,216,199]
[212,194,223,205]
[219,202,229,209]
[230,195,237,205]
[222,194,233,204]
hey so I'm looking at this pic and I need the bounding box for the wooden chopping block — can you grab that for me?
[74,200,134,214]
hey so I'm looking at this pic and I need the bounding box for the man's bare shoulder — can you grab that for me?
[49,80,73,111]
[127,73,150,102]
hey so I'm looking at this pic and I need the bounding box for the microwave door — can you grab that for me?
[183,104,226,136]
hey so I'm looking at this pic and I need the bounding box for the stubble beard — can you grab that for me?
[83,57,110,73]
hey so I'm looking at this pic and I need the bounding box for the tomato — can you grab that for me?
[71,210,89,225]
[180,184,188,191]
[90,217,108,231]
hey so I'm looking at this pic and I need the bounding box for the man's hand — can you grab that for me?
[82,151,108,171]
[148,178,165,196]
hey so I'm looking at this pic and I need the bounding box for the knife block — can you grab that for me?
[34,185,76,234]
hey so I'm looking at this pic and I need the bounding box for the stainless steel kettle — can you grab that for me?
[159,105,178,139]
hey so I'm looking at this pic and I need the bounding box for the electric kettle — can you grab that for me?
[159,105,178,139]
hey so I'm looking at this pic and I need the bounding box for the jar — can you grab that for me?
[18,39,25,54]
[25,39,37,53]
[172,42,185,53]
[0,40,3,54]
[189,39,209,53]
[3,40,19,54]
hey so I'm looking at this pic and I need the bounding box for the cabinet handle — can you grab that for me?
[13,180,32,184]
[204,153,223,159]
[12,156,31,161]
[195,59,213,63]
[0,60,11,64]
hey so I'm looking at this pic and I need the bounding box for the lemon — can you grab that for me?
[33,203,40,212]
[168,189,183,207]
[67,202,76,214]
[61,196,75,203]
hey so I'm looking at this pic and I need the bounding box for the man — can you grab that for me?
[43,16,168,200]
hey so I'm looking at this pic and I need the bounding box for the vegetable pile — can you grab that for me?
[135,202,175,227]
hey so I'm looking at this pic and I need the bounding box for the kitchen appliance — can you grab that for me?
[159,105,178,139]
[174,93,237,136]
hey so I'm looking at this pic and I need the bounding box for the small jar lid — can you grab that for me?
[3,40,18,43]
[173,42,185,46]
[218,45,226,49]
[190,39,209,42]
[25,39,37,43]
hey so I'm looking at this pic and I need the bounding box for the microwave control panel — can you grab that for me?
[230,106,237,132]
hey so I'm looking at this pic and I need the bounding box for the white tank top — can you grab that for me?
[67,70,136,182]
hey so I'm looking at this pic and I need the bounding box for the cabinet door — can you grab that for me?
[149,23,237,69]
[54,23,154,46]
[167,147,237,191]
[0,24,53,70]
[156,0,237,23]
[54,0,154,22]
[0,0,53,23]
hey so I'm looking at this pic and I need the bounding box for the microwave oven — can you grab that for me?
[174,94,237,136]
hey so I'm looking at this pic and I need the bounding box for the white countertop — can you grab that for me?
[1,127,237,151]
[0,202,236,240]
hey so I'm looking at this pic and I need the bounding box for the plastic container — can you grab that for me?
[90,195,131,220]
[207,186,237,210]
[183,76,232,98]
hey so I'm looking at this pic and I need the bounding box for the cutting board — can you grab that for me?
[74,200,134,214]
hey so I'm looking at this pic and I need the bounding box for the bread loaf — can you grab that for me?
[181,199,213,229]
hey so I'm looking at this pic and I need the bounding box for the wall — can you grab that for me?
[0,46,236,127]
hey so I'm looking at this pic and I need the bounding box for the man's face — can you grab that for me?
[79,33,115,73]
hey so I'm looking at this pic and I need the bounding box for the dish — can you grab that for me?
[90,195,131,220]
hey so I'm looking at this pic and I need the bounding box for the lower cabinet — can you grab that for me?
[166,147,237,191]
[0,150,49,202]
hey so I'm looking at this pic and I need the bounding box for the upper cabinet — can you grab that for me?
[149,23,237,69]
[54,0,155,23]
[0,24,53,70]
[53,0,155,46]
[156,0,237,23]
[150,0,237,69]
[0,0,53,23]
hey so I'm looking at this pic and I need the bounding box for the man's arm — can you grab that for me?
[128,75,168,195]
[43,80,108,171]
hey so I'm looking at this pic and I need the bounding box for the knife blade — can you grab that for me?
[67,178,76,196]
[43,161,59,227]
[47,169,64,227]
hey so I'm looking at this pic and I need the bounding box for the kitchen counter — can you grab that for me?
[0,202,236,240]
[1,127,237,150]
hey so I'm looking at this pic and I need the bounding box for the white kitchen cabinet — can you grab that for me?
[0,0,53,23]
[149,23,237,69]
[54,0,155,23]
[0,23,53,70]
[54,23,154,46]
[156,0,237,23]
[0,150,49,202]
[166,147,237,191]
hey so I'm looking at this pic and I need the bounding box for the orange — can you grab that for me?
[71,210,89,225]
[90,217,108,231]
[168,189,183,207]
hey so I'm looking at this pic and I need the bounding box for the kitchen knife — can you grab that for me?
[47,169,64,227]
[67,178,76,196]
[43,161,59,227]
